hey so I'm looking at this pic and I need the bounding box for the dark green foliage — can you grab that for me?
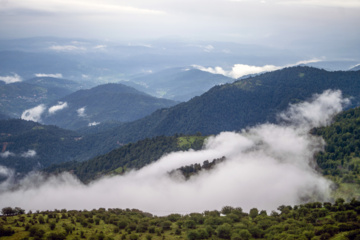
[313,106,360,190]
[45,135,205,183]
[169,156,226,179]
[46,232,67,240]
[1,206,25,216]
[216,223,232,239]
[0,119,88,175]
[0,224,15,236]
[2,200,360,240]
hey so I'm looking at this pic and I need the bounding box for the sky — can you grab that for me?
[0,0,359,51]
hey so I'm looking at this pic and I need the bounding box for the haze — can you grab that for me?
[1,0,360,59]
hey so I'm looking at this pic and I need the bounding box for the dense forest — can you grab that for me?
[1,199,360,240]
[41,83,178,130]
[80,67,360,149]
[313,107,360,199]
[45,135,205,183]
[0,119,86,175]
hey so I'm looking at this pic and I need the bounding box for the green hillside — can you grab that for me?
[41,83,178,130]
[45,135,205,183]
[1,199,360,240]
[313,107,360,200]
[81,66,360,151]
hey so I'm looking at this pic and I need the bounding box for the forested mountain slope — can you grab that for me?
[0,119,86,175]
[45,135,205,183]
[41,83,178,130]
[82,66,360,149]
[313,106,360,199]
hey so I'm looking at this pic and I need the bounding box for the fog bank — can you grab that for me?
[0,90,348,215]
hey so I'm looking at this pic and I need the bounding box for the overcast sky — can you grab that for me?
[0,0,360,55]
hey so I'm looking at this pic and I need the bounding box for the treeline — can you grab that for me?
[1,199,360,240]
[45,135,206,183]
[169,156,226,179]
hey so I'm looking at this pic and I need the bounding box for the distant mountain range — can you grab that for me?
[41,83,178,130]
[2,66,360,177]
[82,66,360,150]
[125,67,234,101]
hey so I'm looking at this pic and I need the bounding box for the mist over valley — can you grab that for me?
[1,1,360,239]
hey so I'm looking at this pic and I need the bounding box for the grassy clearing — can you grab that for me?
[177,136,205,150]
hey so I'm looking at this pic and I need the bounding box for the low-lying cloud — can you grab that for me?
[77,107,86,117]
[20,150,37,158]
[0,150,37,158]
[0,73,22,84]
[0,90,347,215]
[194,58,321,79]
[35,73,63,78]
[21,104,46,122]
[49,45,86,51]
[0,151,15,158]
[88,122,100,126]
[48,102,68,115]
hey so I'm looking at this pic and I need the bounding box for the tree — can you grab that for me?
[249,208,259,218]
[216,223,232,239]
[2,207,15,216]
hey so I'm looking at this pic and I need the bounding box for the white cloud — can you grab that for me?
[21,104,46,122]
[0,165,13,177]
[203,45,214,52]
[88,122,100,126]
[0,74,22,84]
[193,58,322,79]
[77,107,86,117]
[0,90,347,214]
[93,45,107,49]
[48,102,68,115]
[35,73,63,78]
[230,64,281,78]
[49,45,86,51]
[20,150,37,158]
[193,64,279,79]
[0,151,15,158]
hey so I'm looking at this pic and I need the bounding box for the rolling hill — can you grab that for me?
[80,66,360,152]
[45,134,205,183]
[41,83,178,130]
